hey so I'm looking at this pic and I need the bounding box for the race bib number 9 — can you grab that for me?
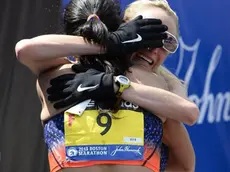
[64,109,144,161]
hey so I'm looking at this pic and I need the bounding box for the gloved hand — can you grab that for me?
[47,64,117,109]
[106,15,168,57]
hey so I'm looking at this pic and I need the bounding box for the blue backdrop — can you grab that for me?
[62,0,230,171]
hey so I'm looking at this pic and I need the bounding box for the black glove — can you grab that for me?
[47,65,117,109]
[106,15,168,57]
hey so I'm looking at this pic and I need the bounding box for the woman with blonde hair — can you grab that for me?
[16,0,199,171]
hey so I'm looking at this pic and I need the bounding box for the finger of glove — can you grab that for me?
[134,40,163,50]
[53,95,81,109]
[139,40,164,49]
[50,74,75,86]
[62,84,81,94]
[48,92,71,102]
[136,18,162,26]
[132,15,143,22]
[71,64,89,73]
[47,83,70,94]
[86,68,103,75]
[139,25,168,33]
[141,33,168,41]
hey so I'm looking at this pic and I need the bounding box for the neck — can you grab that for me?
[131,64,158,73]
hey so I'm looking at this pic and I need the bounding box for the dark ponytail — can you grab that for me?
[64,0,121,45]
[63,0,128,76]
[79,16,108,45]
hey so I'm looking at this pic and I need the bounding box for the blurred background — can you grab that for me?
[0,0,229,171]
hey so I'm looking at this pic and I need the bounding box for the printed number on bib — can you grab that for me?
[64,109,144,161]
[96,113,112,136]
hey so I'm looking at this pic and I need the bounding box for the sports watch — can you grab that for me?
[114,75,131,97]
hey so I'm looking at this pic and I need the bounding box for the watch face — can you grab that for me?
[117,75,130,85]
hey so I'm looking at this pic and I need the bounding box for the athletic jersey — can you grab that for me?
[44,100,168,172]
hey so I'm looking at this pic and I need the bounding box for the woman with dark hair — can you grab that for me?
[15,0,199,172]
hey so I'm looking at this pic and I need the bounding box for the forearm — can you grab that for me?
[163,120,195,172]
[121,82,199,125]
[15,34,104,61]
[166,152,195,172]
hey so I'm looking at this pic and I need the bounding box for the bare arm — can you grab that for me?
[121,82,199,126]
[15,34,103,60]
[15,34,104,75]
[164,80,196,171]
[120,81,196,170]
[163,120,195,172]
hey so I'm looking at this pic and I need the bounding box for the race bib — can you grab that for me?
[64,109,144,161]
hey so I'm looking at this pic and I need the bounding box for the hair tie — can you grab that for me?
[87,14,100,21]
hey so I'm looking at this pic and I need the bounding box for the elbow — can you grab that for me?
[185,103,200,126]
[183,154,196,172]
[166,160,195,172]
[182,161,196,172]
[173,165,195,172]
[15,39,32,62]
[183,165,195,172]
